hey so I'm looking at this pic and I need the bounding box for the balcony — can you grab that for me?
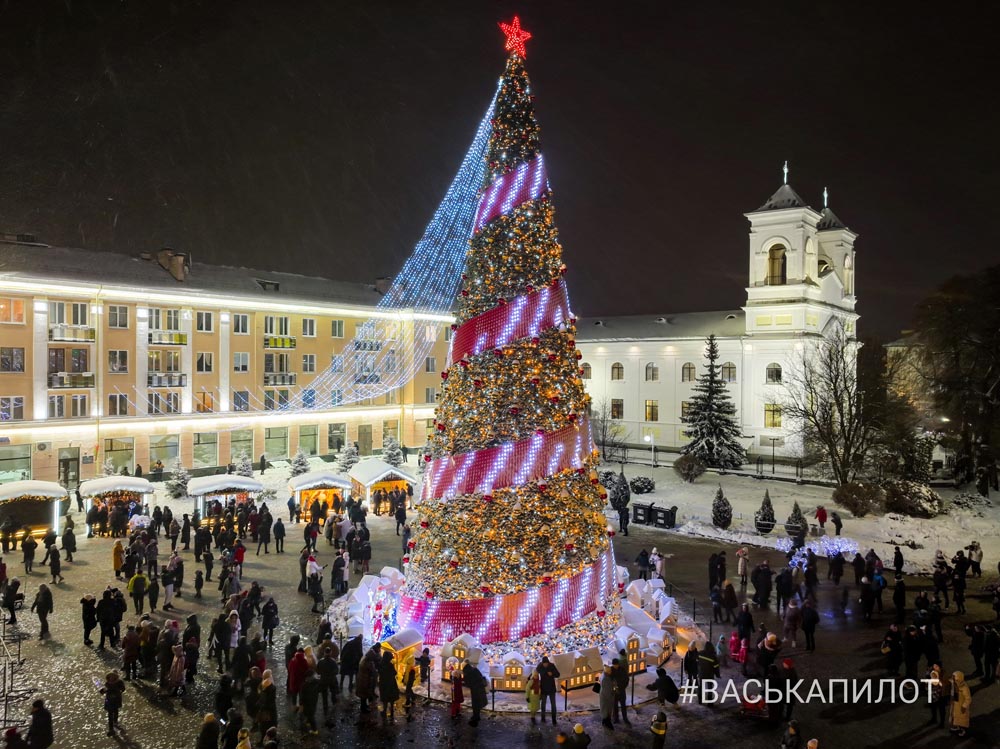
[148,330,188,345]
[147,372,187,388]
[354,373,381,385]
[49,372,95,389]
[48,324,96,342]
[263,335,296,349]
[264,372,297,387]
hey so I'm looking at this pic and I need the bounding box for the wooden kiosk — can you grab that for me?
[0,480,70,536]
[79,476,155,511]
[287,470,351,522]
[187,475,265,518]
[347,459,417,512]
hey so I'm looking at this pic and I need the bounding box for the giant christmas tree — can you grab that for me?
[397,18,620,653]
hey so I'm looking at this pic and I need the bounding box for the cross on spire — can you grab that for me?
[782,160,789,185]
[823,186,829,208]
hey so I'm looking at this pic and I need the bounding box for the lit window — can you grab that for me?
[0,298,25,324]
[195,392,214,413]
[681,363,696,382]
[611,399,624,420]
[764,403,782,428]
[681,401,692,419]
[721,362,737,383]
[645,362,659,382]
[644,399,659,422]
[610,362,624,381]
[766,363,782,384]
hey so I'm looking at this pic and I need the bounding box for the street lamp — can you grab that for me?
[766,437,780,475]
[643,433,656,478]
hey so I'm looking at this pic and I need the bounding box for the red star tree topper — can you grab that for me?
[499,16,532,58]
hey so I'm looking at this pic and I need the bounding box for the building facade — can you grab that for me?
[0,243,449,485]
[576,180,859,459]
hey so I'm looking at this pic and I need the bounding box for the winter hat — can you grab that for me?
[766,633,779,646]
[574,724,584,734]
[807,741,819,749]
[202,714,216,724]
[651,547,658,554]
[782,658,795,669]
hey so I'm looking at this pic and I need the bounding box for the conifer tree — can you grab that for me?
[166,459,191,498]
[382,435,404,468]
[290,447,311,477]
[712,485,733,530]
[755,489,776,534]
[681,335,746,469]
[785,500,806,536]
[235,451,255,478]
[102,458,117,476]
[336,442,360,474]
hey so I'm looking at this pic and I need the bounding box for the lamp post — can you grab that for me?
[766,437,780,475]
[643,434,655,479]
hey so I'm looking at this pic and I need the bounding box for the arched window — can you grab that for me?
[581,362,592,380]
[768,245,787,285]
[610,362,624,381]
[681,362,696,382]
[645,362,659,382]
[721,362,737,383]
[766,363,782,383]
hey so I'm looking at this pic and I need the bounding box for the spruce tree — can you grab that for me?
[681,334,746,469]
[755,489,776,534]
[785,500,806,536]
[609,470,631,513]
[235,452,255,478]
[382,435,404,468]
[336,442,360,474]
[166,459,191,498]
[290,447,311,477]
[102,458,117,476]
[712,485,733,529]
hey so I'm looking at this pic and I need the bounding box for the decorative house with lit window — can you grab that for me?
[383,628,424,684]
[552,647,604,692]
[613,626,648,676]
[651,590,678,627]
[645,626,675,666]
[490,651,529,692]
[439,633,481,683]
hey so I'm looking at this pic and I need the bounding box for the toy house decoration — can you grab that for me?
[614,627,648,676]
[645,626,675,666]
[626,580,646,609]
[651,591,678,627]
[553,647,604,691]
[491,652,529,691]
[383,628,424,684]
[439,633,481,682]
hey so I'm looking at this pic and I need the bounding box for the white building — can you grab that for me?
[576,178,859,459]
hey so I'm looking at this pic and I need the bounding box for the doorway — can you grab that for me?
[357,424,373,456]
[58,447,80,487]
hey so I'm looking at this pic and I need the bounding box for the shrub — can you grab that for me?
[831,482,884,518]
[712,486,732,530]
[784,501,806,536]
[882,479,943,518]
[629,476,655,494]
[754,490,776,535]
[673,454,706,483]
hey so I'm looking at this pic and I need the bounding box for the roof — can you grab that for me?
[287,470,352,493]
[756,183,808,212]
[187,474,264,497]
[576,310,745,342]
[0,481,68,502]
[348,459,417,486]
[0,243,384,309]
[78,476,155,497]
[384,628,424,652]
[817,206,849,231]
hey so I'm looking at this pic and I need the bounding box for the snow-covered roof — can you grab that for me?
[79,476,155,497]
[576,309,745,342]
[187,475,264,497]
[287,470,351,493]
[501,651,527,666]
[384,628,423,652]
[755,183,809,212]
[0,481,68,502]
[348,459,416,487]
[440,633,480,657]
[817,205,850,231]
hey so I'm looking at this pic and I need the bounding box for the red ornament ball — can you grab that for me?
[483,494,494,503]
[460,290,469,297]
[531,377,540,385]
[494,349,504,357]
[591,478,600,485]
[473,379,484,389]
[509,407,519,415]
[441,371,449,380]
[419,521,429,529]
[425,590,434,599]
[408,541,416,549]
[424,454,432,463]
[537,484,547,492]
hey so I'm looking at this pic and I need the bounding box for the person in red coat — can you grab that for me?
[287,649,310,706]
[449,668,464,720]
[232,541,246,578]
[814,506,827,531]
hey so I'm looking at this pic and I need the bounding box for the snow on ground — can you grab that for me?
[603,462,998,576]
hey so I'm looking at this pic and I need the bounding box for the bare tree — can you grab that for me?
[590,398,628,463]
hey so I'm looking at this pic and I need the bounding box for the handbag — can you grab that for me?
[879,641,891,655]
[592,682,601,694]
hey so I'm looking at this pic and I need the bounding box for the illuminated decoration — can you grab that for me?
[775,535,860,567]
[0,480,70,536]
[396,23,621,653]
[498,15,532,59]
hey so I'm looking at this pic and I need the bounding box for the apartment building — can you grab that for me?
[0,242,449,486]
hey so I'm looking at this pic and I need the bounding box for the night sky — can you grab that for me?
[1,1,997,339]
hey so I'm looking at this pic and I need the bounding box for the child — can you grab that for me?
[728,631,741,662]
[650,711,668,749]
[404,658,417,707]
[449,667,463,720]
[194,570,204,599]
[716,634,729,668]
[711,586,723,623]
[416,647,431,683]
[737,638,749,665]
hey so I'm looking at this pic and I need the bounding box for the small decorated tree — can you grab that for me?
[290,447,311,477]
[382,435,404,468]
[784,500,806,536]
[754,490,776,535]
[166,459,191,499]
[609,470,631,513]
[336,442,360,474]
[235,451,255,478]
[102,458,117,476]
[712,485,732,530]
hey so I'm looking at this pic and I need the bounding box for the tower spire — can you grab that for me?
[823,186,829,208]
[782,160,789,185]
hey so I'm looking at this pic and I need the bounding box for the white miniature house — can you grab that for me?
[439,633,481,683]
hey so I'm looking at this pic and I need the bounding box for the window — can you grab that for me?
[299,425,319,455]
[264,353,290,373]
[264,316,289,336]
[108,305,128,329]
[195,392,214,413]
[301,318,316,337]
[383,419,399,441]
[384,349,397,373]
[149,433,180,466]
[327,423,346,452]
[68,348,87,373]
[0,444,31,480]
[148,308,181,331]
[264,390,289,410]
[0,396,24,421]
[424,387,437,403]
[0,348,25,373]
[148,350,180,372]
[48,395,65,418]
[233,390,250,412]
[233,352,249,372]
[148,392,179,414]
[331,389,344,407]
[233,314,249,334]
[265,427,288,458]
[424,325,438,343]
[581,363,592,379]
[764,403,782,428]
[766,363,783,384]
[107,394,127,416]
[302,389,316,408]
[645,362,659,382]
[256,279,280,292]
[385,388,399,405]
[108,350,128,373]
[681,362,696,382]
[610,362,624,381]
[193,432,218,469]
[331,320,344,338]
[103,438,133,473]
[302,354,316,373]
[69,393,88,417]
[196,311,213,332]
[49,302,88,327]
[196,352,214,373]
[425,356,436,373]
[330,355,344,373]
[72,303,88,326]
[610,399,624,420]
[681,401,692,419]
[0,298,25,324]
[721,362,737,383]
[231,429,253,460]
[645,399,659,422]
[444,326,453,342]
[47,349,64,374]
[768,245,787,285]
[47,302,65,325]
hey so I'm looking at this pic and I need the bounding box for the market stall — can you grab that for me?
[0,480,70,537]
[187,474,265,519]
[287,469,351,523]
[79,476,156,536]
[347,459,417,512]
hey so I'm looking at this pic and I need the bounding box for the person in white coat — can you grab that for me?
[736,547,750,586]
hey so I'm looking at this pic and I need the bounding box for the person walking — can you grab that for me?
[611,655,630,725]
[598,666,615,730]
[813,505,827,531]
[100,671,126,737]
[378,650,401,723]
[127,570,149,615]
[21,534,36,576]
[26,699,53,749]
[60,524,76,563]
[537,655,560,725]
[831,511,843,536]
[464,660,488,727]
[801,599,819,652]
[30,584,53,640]
[949,671,971,738]
[635,550,650,581]
[525,670,542,724]
[783,599,802,649]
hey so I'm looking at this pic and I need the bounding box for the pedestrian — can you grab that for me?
[161,565,175,611]
[79,593,97,645]
[782,599,802,649]
[379,650,401,722]
[801,599,819,652]
[22,534,36,575]
[966,541,983,577]
[926,663,947,727]
[537,655,560,725]
[683,644,699,686]
[618,506,629,536]
[300,668,321,734]
[646,667,679,707]
[722,579,738,623]
[111,540,125,580]
[447,664,464,720]
[196,714,220,749]
[287,648,309,708]
[60,524,76,563]
[339,634,361,692]
[258,670,277,738]
[524,669,542,724]
[317,646,340,712]
[780,719,802,749]
[30,584,53,640]
[635,549,650,581]
[76,487,85,513]
[261,597,279,644]
[813,505,827,530]
[831,511,843,535]
[697,642,720,703]
[100,671,126,737]
[463,659,488,727]
[650,711,668,748]
[259,454,267,474]
[949,671,971,737]
[26,699,53,749]
[736,547,750,586]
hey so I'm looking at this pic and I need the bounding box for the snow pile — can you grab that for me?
[950,492,992,515]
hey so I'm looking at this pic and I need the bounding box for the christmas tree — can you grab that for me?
[382,435,404,468]
[166,459,191,498]
[755,489,776,534]
[681,335,746,469]
[785,500,806,536]
[712,485,732,529]
[398,19,618,652]
[102,458,117,476]
[290,447,311,477]
[235,452,255,478]
[336,442,360,474]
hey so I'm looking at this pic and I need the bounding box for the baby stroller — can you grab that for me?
[738,691,772,720]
